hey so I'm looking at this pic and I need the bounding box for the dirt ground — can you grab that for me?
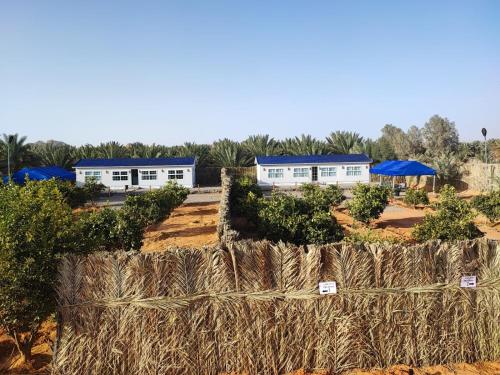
[0,320,55,374]
[334,200,500,242]
[141,201,219,251]
[287,361,500,374]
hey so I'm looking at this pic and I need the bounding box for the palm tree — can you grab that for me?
[127,142,164,158]
[241,134,279,159]
[326,131,364,154]
[0,133,33,174]
[96,141,127,158]
[210,139,252,167]
[73,144,100,160]
[279,134,327,155]
[177,142,211,167]
[30,141,76,169]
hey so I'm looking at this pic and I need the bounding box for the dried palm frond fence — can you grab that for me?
[53,239,500,375]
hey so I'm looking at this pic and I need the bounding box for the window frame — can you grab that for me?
[112,171,129,181]
[320,167,337,177]
[167,169,184,180]
[346,166,362,176]
[293,167,309,178]
[84,170,102,182]
[141,170,158,181]
[267,168,284,179]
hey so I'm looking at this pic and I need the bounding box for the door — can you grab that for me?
[311,166,318,182]
[131,169,139,185]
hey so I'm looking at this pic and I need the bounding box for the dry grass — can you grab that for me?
[53,239,499,375]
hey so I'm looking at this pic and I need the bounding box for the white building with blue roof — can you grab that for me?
[74,157,196,189]
[255,154,372,187]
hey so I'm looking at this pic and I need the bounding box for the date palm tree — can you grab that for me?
[30,141,76,169]
[326,131,364,154]
[73,144,100,160]
[280,134,327,155]
[210,138,252,167]
[241,134,279,159]
[176,142,210,167]
[0,133,33,174]
[96,141,127,158]
[127,142,164,158]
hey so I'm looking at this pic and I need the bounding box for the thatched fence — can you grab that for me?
[53,239,499,374]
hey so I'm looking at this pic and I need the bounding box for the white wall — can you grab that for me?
[75,165,195,189]
[256,163,370,187]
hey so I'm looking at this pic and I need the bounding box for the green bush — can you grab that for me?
[413,185,482,241]
[122,182,189,226]
[403,188,429,207]
[301,183,345,211]
[54,180,88,208]
[256,192,344,245]
[0,180,74,362]
[304,210,344,244]
[82,177,106,203]
[230,176,262,217]
[347,184,391,224]
[74,208,121,252]
[472,190,500,223]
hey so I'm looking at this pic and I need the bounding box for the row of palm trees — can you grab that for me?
[2,131,498,179]
[0,132,373,173]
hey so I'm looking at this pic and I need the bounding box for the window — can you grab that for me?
[320,167,337,177]
[84,170,101,182]
[168,170,184,180]
[293,168,309,178]
[346,166,362,176]
[141,170,157,181]
[268,168,283,178]
[112,171,128,181]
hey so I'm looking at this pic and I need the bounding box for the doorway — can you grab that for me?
[131,169,139,185]
[311,166,318,182]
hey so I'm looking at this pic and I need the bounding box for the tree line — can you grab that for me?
[1,115,499,182]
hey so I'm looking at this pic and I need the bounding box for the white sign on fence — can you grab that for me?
[460,275,477,288]
[319,281,337,295]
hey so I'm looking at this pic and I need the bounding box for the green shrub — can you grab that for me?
[347,184,391,224]
[122,182,189,226]
[413,185,482,241]
[0,180,74,362]
[83,177,106,203]
[75,208,121,252]
[230,176,262,217]
[301,183,345,212]
[343,229,404,244]
[472,190,500,223]
[304,210,344,244]
[256,192,344,245]
[403,188,429,207]
[54,180,88,208]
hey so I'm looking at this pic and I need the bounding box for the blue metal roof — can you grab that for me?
[74,157,196,168]
[3,166,76,184]
[255,154,372,165]
[370,160,436,176]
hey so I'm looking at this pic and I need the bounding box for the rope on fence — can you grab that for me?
[61,276,500,311]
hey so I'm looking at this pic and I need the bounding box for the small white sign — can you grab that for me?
[319,281,337,295]
[460,275,477,288]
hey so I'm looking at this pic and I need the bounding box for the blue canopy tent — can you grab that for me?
[3,166,76,185]
[370,160,436,192]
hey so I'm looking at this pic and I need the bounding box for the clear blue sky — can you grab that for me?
[1,1,499,146]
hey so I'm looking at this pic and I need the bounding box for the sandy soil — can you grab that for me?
[0,320,55,374]
[141,201,219,251]
[334,201,500,242]
[222,361,500,374]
